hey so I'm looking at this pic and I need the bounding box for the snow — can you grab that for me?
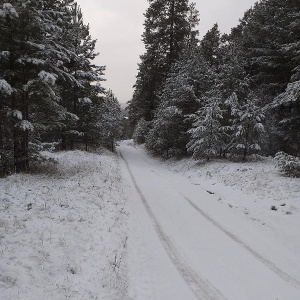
[38,71,57,85]
[19,120,34,131]
[0,79,13,95]
[0,150,128,300]
[163,155,300,255]
[254,122,264,132]
[0,51,9,58]
[0,3,18,18]
[1,141,300,300]
[12,110,22,120]
[16,58,45,66]
[78,97,92,104]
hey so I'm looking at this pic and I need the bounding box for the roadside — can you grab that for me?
[0,150,128,300]
[163,155,300,256]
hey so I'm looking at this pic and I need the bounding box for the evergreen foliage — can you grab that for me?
[127,0,199,131]
[146,44,213,157]
[0,1,122,175]
[130,0,299,162]
[187,91,226,160]
[146,106,184,158]
[99,90,124,151]
[229,92,265,160]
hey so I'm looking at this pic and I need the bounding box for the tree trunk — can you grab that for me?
[61,134,67,150]
[169,0,175,62]
[243,147,247,161]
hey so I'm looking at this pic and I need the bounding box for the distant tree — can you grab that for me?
[99,90,123,151]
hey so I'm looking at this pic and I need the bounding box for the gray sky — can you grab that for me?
[77,0,258,103]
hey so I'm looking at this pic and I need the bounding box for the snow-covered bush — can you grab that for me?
[275,151,300,178]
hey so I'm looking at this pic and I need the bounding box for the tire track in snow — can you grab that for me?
[120,151,226,300]
[180,192,300,290]
[150,169,300,291]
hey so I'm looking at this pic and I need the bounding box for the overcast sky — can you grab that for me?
[77,0,258,103]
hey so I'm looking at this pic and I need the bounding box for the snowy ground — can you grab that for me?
[163,154,300,256]
[0,150,128,300]
[1,142,300,300]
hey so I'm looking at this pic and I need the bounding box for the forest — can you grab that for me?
[128,0,300,176]
[1,0,299,178]
[0,0,123,176]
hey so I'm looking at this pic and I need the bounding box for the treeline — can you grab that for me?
[0,1,123,176]
[128,0,300,161]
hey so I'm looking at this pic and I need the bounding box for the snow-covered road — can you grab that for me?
[118,141,300,300]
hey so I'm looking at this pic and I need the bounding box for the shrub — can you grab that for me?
[275,151,300,177]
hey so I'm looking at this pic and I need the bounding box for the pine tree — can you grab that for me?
[222,0,300,156]
[240,0,300,101]
[128,0,199,129]
[0,1,107,173]
[272,81,300,156]
[268,1,300,156]
[57,3,106,150]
